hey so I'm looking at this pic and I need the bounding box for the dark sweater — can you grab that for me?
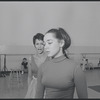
[36,55,88,98]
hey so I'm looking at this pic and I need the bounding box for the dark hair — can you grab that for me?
[46,28,71,58]
[86,59,88,62]
[33,33,44,45]
[23,58,27,60]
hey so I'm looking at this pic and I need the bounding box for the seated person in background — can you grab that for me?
[21,58,28,74]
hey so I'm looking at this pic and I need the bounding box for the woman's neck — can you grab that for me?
[36,52,45,58]
[52,48,64,59]
[52,54,64,59]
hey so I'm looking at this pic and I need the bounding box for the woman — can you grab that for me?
[25,33,48,98]
[35,28,88,98]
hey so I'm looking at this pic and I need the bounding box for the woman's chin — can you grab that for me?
[38,51,43,54]
[47,55,50,57]
[45,51,50,56]
[47,54,51,57]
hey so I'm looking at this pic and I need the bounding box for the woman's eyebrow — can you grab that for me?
[47,39,53,42]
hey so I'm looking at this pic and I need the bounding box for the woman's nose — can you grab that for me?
[39,44,42,48]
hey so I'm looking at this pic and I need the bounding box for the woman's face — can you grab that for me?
[44,33,63,58]
[34,39,44,54]
[23,59,27,63]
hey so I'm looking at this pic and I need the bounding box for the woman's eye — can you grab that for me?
[48,42,52,44]
[41,43,44,45]
[36,43,39,45]
[40,43,43,45]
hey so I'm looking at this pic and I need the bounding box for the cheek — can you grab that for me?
[53,47,59,52]
[48,48,58,57]
[50,46,59,53]
[35,45,39,50]
[41,45,44,49]
[35,45,38,49]
[53,43,60,49]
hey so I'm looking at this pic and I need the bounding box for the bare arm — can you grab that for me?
[35,65,45,98]
[27,55,38,86]
[74,65,88,98]
[21,64,24,71]
[27,62,32,86]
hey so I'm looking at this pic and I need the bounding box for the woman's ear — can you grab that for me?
[60,40,65,48]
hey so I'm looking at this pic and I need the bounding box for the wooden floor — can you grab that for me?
[0,73,28,98]
[0,69,100,98]
[74,69,100,98]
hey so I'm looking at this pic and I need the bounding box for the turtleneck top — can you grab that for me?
[35,55,88,98]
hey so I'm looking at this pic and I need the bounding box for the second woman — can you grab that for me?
[25,33,48,98]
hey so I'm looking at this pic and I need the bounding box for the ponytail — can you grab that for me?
[63,49,69,59]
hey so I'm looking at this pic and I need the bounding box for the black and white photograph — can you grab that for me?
[0,1,100,99]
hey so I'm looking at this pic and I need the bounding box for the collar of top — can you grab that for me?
[51,55,66,63]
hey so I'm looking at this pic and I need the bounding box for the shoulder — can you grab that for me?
[43,58,52,65]
[67,58,76,65]
[45,56,51,62]
[29,54,36,62]
[73,62,84,77]
[65,59,84,79]
[28,55,36,67]
[38,59,51,72]
[74,65,83,73]
[61,58,80,76]
[31,54,35,59]
[64,58,77,69]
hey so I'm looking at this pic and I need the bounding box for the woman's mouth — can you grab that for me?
[45,51,50,54]
[38,49,42,51]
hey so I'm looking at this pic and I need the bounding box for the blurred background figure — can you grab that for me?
[21,58,28,74]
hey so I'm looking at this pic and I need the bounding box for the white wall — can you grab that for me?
[0,2,100,70]
[0,2,100,46]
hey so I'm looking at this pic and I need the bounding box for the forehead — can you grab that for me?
[44,33,56,41]
[35,39,43,43]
